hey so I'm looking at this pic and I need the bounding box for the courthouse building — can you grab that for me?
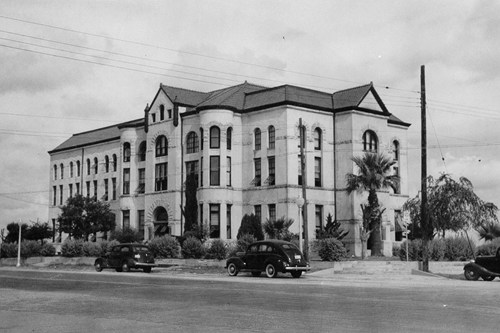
[48,81,410,256]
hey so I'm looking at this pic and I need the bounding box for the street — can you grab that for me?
[0,267,499,332]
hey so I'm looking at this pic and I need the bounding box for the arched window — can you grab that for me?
[69,162,74,178]
[123,143,131,162]
[76,160,81,177]
[53,165,57,180]
[210,126,220,149]
[314,128,322,150]
[362,130,378,152]
[112,154,117,172]
[254,128,261,150]
[200,128,204,150]
[156,135,168,157]
[159,105,165,121]
[94,157,98,174]
[268,126,275,149]
[392,140,400,161]
[105,156,110,173]
[186,131,199,154]
[227,127,232,150]
[138,141,147,161]
[60,163,64,179]
[86,158,91,175]
[153,207,169,237]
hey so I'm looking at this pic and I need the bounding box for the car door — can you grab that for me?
[244,244,260,270]
[108,246,122,267]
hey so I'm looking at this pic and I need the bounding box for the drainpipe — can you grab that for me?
[178,103,184,235]
[332,95,337,222]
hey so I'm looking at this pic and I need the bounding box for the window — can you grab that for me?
[186,160,199,187]
[59,185,63,205]
[105,156,109,173]
[70,162,74,178]
[210,126,220,149]
[151,113,156,123]
[392,140,400,161]
[69,184,73,198]
[53,165,57,180]
[159,105,165,121]
[315,205,323,239]
[267,157,275,186]
[93,180,97,198]
[138,141,147,162]
[53,186,56,205]
[363,130,378,152]
[94,157,98,174]
[168,109,172,119]
[156,135,168,157]
[112,178,117,200]
[113,154,117,172]
[155,163,168,191]
[226,157,231,187]
[137,168,145,194]
[75,182,80,195]
[268,204,276,222]
[227,127,232,150]
[227,204,232,239]
[210,204,220,238]
[210,156,220,186]
[123,168,130,195]
[395,210,403,241]
[60,163,64,179]
[87,159,91,175]
[200,128,204,150]
[254,205,261,222]
[254,128,261,150]
[314,128,322,150]
[315,157,322,187]
[123,143,131,162]
[200,157,203,187]
[122,210,130,229]
[86,181,90,197]
[138,210,145,238]
[186,132,199,154]
[268,126,275,149]
[393,166,400,194]
[199,203,203,225]
[253,158,261,186]
[104,179,109,201]
[76,160,81,177]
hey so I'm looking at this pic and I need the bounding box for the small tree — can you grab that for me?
[182,173,198,234]
[25,221,53,245]
[263,216,294,240]
[5,222,28,243]
[237,214,264,240]
[110,227,143,243]
[318,213,349,240]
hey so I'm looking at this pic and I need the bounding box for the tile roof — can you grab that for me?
[160,84,209,107]
[332,83,373,109]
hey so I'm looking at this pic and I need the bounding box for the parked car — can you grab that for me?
[226,240,310,278]
[94,243,157,273]
[464,247,500,281]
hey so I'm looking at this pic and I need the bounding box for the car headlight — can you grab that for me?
[470,259,475,263]
[134,254,140,259]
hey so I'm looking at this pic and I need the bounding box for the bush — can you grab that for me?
[237,214,264,240]
[476,239,500,256]
[40,243,56,257]
[99,240,120,256]
[181,237,205,259]
[398,239,423,261]
[444,237,474,261]
[229,233,255,256]
[0,242,18,258]
[61,239,84,257]
[205,239,227,260]
[392,244,400,257]
[21,240,42,257]
[110,227,143,243]
[398,238,474,261]
[149,235,181,258]
[82,242,102,257]
[317,238,348,261]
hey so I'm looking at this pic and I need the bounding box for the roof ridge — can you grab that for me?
[160,83,208,95]
[333,83,372,94]
[73,118,143,136]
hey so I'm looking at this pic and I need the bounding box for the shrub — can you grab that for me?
[181,237,205,259]
[392,244,400,257]
[233,233,255,254]
[21,240,42,257]
[99,240,120,256]
[40,243,56,257]
[398,239,423,261]
[82,242,102,257]
[443,237,474,261]
[149,235,181,258]
[205,239,227,260]
[428,239,446,261]
[61,239,84,257]
[476,239,500,256]
[237,214,264,240]
[317,238,348,261]
[0,242,18,258]
[110,227,143,243]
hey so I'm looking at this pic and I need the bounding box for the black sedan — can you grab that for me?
[226,240,310,278]
[94,243,157,273]
[464,247,500,281]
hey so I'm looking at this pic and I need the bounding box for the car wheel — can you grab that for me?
[265,263,277,278]
[464,267,480,281]
[482,275,495,281]
[251,271,261,277]
[291,271,302,278]
[227,263,239,276]
[94,260,103,272]
[143,267,152,273]
[121,261,130,273]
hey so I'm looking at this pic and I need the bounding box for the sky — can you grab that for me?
[1,0,500,233]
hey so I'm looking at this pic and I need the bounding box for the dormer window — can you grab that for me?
[160,105,165,121]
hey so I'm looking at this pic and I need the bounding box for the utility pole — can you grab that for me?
[420,65,429,272]
[299,118,309,259]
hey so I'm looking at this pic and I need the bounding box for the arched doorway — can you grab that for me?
[153,207,170,237]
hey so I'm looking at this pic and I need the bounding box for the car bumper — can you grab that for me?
[133,262,157,268]
[284,265,310,271]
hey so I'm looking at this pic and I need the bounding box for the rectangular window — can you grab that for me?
[151,113,156,123]
[315,157,322,187]
[112,178,117,200]
[227,204,232,239]
[210,156,220,186]
[59,185,63,205]
[226,157,231,187]
[315,205,323,239]
[253,158,261,186]
[53,186,57,206]
[199,203,203,225]
[210,204,220,238]
[394,166,400,194]
[123,168,130,195]
[69,184,73,198]
[395,210,403,241]
[255,130,261,150]
[155,163,168,191]
[86,181,90,198]
[138,210,145,239]
[160,108,164,121]
[93,180,98,199]
[298,155,303,185]
[75,182,80,195]
[137,168,145,194]
[77,162,80,177]
[200,157,203,187]
[186,161,199,187]
[254,205,261,222]
[104,179,109,201]
[168,109,172,119]
[267,157,275,186]
[122,210,130,229]
[268,204,276,222]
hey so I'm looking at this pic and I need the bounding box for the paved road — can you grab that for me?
[0,267,499,332]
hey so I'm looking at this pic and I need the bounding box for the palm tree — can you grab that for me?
[346,152,399,256]
[477,222,500,242]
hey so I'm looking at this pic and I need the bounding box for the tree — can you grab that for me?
[182,173,198,234]
[25,221,53,244]
[110,227,143,243]
[4,222,28,243]
[346,152,399,256]
[237,214,264,240]
[263,216,294,240]
[58,194,116,241]
[318,213,349,241]
[477,222,500,242]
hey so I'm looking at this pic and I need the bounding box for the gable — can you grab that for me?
[359,91,384,112]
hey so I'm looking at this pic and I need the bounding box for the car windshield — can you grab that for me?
[281,244,299,251]
[133,246,150,253]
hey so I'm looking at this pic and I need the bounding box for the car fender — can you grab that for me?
[264,258,286,272]
[465,262,500,277]
[94,258,107,268]
[226,257,245,270]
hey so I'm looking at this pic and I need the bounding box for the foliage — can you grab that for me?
[476,239,500,256]
[58,194,116,241]
[24,221,53,244]
[397,238,474,261]
[181,237,205,259]
[20,240,42,257]
[182,173,198,234]
[183,222,210,242]
[316,238,348,261]
[263,216,294,240]
[443,237,474,261]
[82,242,102,257]
[345,152,398,256]
[149,235,181,258]
[4,222,29,243]
[0,242,18,258]
[235,233,256,253]
[204,239,227,260]
[237,214,264,241]
[477,222,500,242]
[40,243,56,257]
[317,214,349,240]
[99,240,120,256]
[110,227,143,243]
[61,238,84,257]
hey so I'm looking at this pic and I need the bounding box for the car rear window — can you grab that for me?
[133,246,150,253]
[281,244,299,251]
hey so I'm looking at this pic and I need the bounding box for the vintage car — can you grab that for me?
[226,240,310,278]
[94,243,157,273]
[463,247,500,281]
